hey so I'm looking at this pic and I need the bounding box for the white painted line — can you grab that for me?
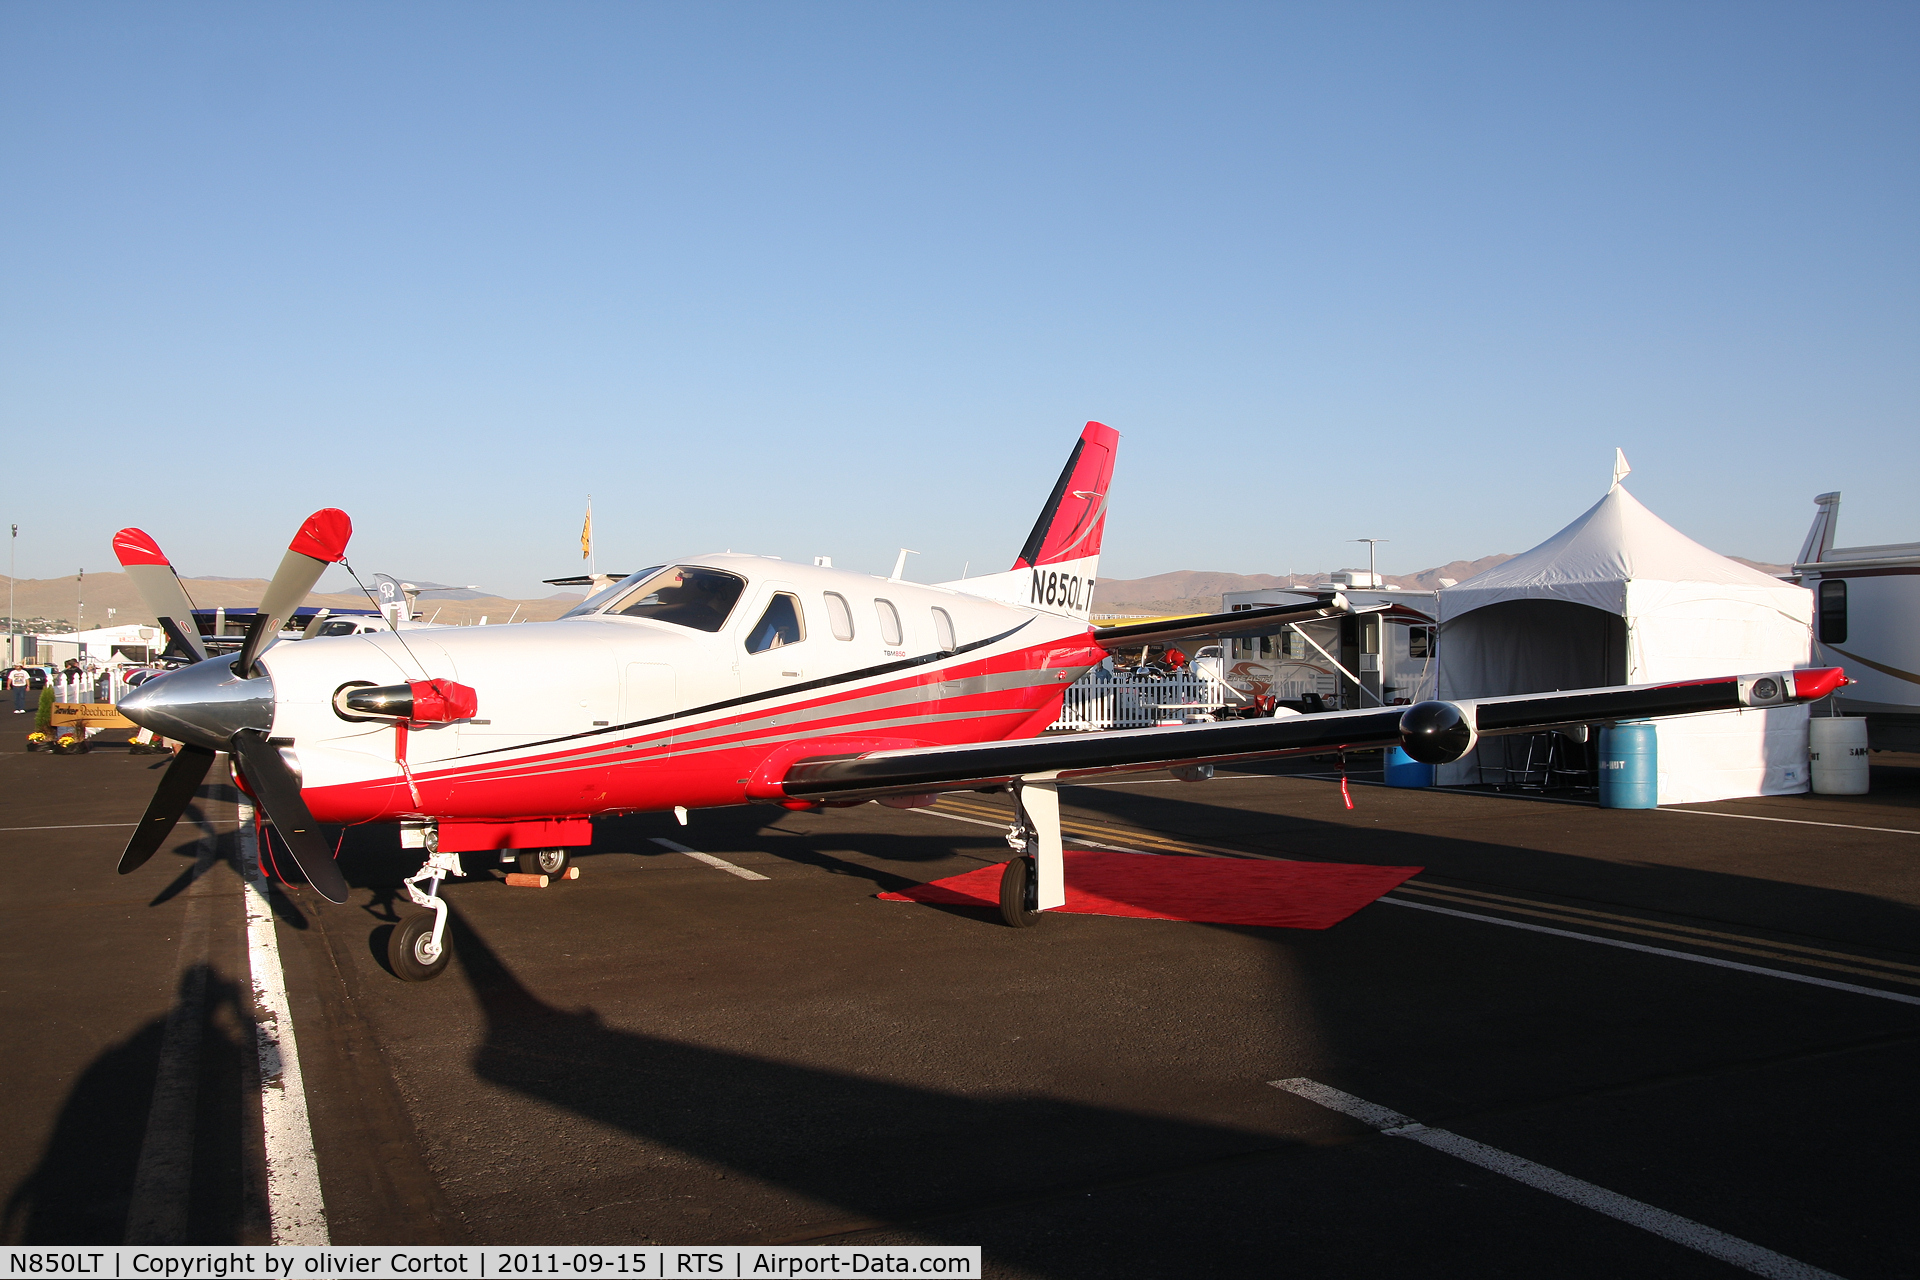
[125,839,221,1244]
[0,820,245,832]
[1666,809,1920,837]
[1,821,138,831]
[1061,779,1183,787]
[913,806,1162,855]
[650,837,770,880]
[1380,896,1920,1007]
[239,803,329,1244]
[1271,1079,1843,1280]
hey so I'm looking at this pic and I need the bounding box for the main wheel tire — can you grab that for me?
[517,847,571,876]
[999,856,1042,928]
[388,912,451,981]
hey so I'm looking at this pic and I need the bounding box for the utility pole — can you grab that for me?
[1350,538,1388,584]
[6,524,14,664]
[77,568,84,628]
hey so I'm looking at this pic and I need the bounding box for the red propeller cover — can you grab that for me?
[112,528,170,568]
[288,509,353,563]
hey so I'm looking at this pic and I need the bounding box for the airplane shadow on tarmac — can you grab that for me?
[444,906,1301,1243]
[3,965,256,1245]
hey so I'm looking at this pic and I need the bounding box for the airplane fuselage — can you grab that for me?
[253,554,1106,827]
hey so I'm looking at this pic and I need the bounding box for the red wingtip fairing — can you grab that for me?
[288,509,353,563]
[1012,421,1121,570]
[1791,667,1847,701]
[112,528,170,568]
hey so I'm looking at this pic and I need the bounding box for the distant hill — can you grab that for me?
[0,572,579,630]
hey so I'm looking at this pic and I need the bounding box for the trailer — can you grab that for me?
[1212,578,1438,711]
[1794,492,1920,752]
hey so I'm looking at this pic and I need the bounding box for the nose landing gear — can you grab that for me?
[391,835,464,981]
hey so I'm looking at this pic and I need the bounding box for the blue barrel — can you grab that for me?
[1598,721,1657,809]
[1383,745,1434,788]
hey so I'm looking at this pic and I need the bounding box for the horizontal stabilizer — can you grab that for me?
[1094,596,1353,649]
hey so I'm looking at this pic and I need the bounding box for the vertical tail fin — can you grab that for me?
[1796,492,1841,566]
[1012,421,1119,571]
[940,421,1118,622]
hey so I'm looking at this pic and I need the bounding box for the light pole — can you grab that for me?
[6,524,14,664]
[1350,538,1388,584]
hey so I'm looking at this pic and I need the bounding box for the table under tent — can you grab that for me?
[1434,483,1815,804]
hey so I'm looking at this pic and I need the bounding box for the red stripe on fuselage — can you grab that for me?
[301,635,1103,823]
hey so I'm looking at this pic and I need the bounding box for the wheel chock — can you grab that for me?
[562,866,580,880]
[504,872,549,888]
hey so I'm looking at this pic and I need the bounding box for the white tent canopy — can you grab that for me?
[1436,486,1814,804]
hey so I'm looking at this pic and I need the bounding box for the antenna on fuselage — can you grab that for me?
[890,548,919,582]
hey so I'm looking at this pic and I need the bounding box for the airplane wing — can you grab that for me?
[1093,596,1357,648]
[777,668,1847,804]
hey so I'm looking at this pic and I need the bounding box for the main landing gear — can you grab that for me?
[392,832,464,982]
[998,778,1064,928]
[506,847,571,877]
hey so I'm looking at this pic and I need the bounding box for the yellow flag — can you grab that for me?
[580,501,592,560]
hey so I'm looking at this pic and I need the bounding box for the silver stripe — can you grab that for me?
[423,663,1078,785]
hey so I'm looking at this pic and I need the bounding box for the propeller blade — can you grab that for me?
[112,528,209,663]
[237,508,352,678]
[118,745,217,875]
[229,730,350,904]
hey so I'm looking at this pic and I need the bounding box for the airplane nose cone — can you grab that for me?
[119,657,275,752]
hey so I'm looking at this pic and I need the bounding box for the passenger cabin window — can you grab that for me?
[1818,580,1848,645]
[824,592,854,641]
[876,599,903,646]
[746,593,806,654]
[596,566,745,633]
[932,607,956,652]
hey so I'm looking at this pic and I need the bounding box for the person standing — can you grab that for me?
[7,665,27,713]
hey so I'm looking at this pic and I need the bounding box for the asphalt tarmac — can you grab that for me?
[4,732,1918,1278]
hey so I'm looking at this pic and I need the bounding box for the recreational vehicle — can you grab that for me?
[1794,492,1920,752]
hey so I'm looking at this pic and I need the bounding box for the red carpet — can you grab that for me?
[879,852,1421,930]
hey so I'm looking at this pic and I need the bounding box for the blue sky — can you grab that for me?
[3,3,1915,596]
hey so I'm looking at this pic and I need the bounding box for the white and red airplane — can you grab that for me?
[111,422,1846,980]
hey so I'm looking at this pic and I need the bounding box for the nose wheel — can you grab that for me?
[393,846,464,981]
[389,912,451,981]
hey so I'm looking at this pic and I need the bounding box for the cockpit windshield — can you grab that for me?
[560,566,666,619]
[579,565,747,633]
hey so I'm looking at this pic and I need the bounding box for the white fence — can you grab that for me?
[1050,672,1234,731]
[46,669,137,705]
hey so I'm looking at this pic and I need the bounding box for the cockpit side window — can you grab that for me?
[593,566,746,633]
[318,619,362,637]
[745,593,806,654]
